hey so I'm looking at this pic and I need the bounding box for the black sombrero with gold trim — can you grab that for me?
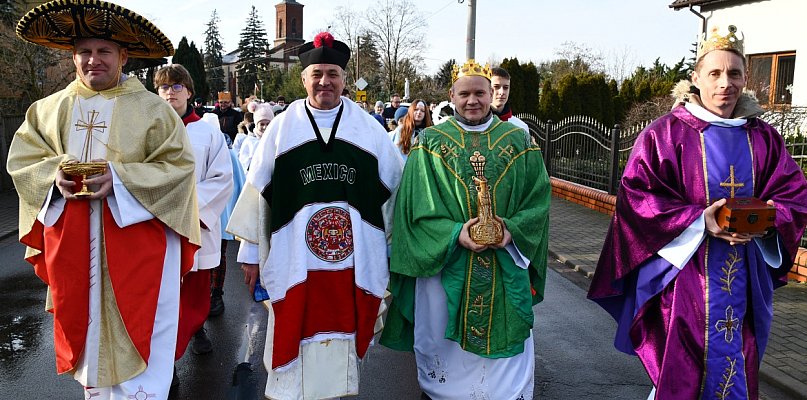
[16,0,173,58]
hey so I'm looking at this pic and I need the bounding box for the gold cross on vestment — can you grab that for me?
[498,144,514,159]
[75,110,108,137]
[470,295,488,315]
[715,305,740,343]
[719,165,745,198]
[74,110,108,161]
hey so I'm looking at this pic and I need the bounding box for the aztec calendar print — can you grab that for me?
[305,206,354,262]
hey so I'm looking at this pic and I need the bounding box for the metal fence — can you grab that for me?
[518,113,647,194]
[517,112,807,248]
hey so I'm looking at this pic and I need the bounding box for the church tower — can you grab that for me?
[274,0,304,51]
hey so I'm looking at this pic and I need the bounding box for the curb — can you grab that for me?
[547,248,596,278]
[0,229,17,242]
[760,363,807,400]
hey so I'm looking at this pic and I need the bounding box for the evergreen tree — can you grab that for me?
[434,59,455,91]
[538,80,561,122]
[521,61,541,115]
[501,58,524,111]
[172,36,192,67]
[237,6,269,100]
[356,33,383,101]
[557,74,582,119]
[186,41,209,104]
[578,74,604,122]
[277,64,307,101]
[499,58,541,116]
[204,10,225,102]
[260,66,285,101]
[172,38,209,102]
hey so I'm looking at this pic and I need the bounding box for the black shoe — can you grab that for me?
[192,328,213,355]
[209,290,224,317]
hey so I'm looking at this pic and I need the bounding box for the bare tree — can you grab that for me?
[554,41,605,73]
[622,95,673,128]
[604,46,638,85]
[329,6,366,86]
[538,41,605,87]
[364,0,427,96]
[0,24,73,114]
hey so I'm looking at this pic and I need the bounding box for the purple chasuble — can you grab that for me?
[588,106,807,400]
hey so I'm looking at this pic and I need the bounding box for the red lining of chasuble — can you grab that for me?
[21,219,47,284]
[30,200,92,373]
[102,204,167,365]
[175,269,211,360]
[270,269,382,369]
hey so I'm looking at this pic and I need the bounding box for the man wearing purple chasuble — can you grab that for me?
[588,25,807,400]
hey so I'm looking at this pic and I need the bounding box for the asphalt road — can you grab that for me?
[0,236,795,399]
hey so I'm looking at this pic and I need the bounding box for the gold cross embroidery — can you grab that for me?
[74,110,108,161]
[498,144,515,159]
[719,165,745,198]
[75,110,108,137]
[477,256,491,269]
[440,143,458,159]
[470,295,488,315]
[715,305,740,343]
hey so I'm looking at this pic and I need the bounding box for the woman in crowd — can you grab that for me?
[389,99,433,161]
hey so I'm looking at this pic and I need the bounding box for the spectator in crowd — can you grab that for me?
[213,91,243,144]
[389,99,433,161]
[382,93,402,131]
[193,97,206,117]
[371,100,386,127]
[238,102,273,171]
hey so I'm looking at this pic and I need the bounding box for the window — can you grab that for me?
[278,19,283,37]
[748,52,796,107]
[292,18,297,36]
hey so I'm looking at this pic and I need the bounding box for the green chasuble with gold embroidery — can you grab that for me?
[381,116,550,358]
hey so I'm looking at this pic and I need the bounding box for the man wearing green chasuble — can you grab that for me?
[381,59,550,399]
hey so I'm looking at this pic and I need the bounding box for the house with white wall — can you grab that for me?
[670,0,807,107]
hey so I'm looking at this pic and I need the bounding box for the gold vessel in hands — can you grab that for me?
[59,161,107,197]
[468,152,503,245]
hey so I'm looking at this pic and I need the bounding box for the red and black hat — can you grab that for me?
[298,32,350,70]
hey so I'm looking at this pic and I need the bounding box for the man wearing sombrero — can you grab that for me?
[7,1,200,399]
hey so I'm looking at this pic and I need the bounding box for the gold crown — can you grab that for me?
[452,59,492,83]
[697,25,744,59]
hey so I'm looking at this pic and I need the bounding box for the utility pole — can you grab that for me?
[355,35,360,85]
[463,0,476,60]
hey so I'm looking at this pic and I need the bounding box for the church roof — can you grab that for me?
[669,0,733,10]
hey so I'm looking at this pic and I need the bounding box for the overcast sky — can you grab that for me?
[112,0,699,77]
